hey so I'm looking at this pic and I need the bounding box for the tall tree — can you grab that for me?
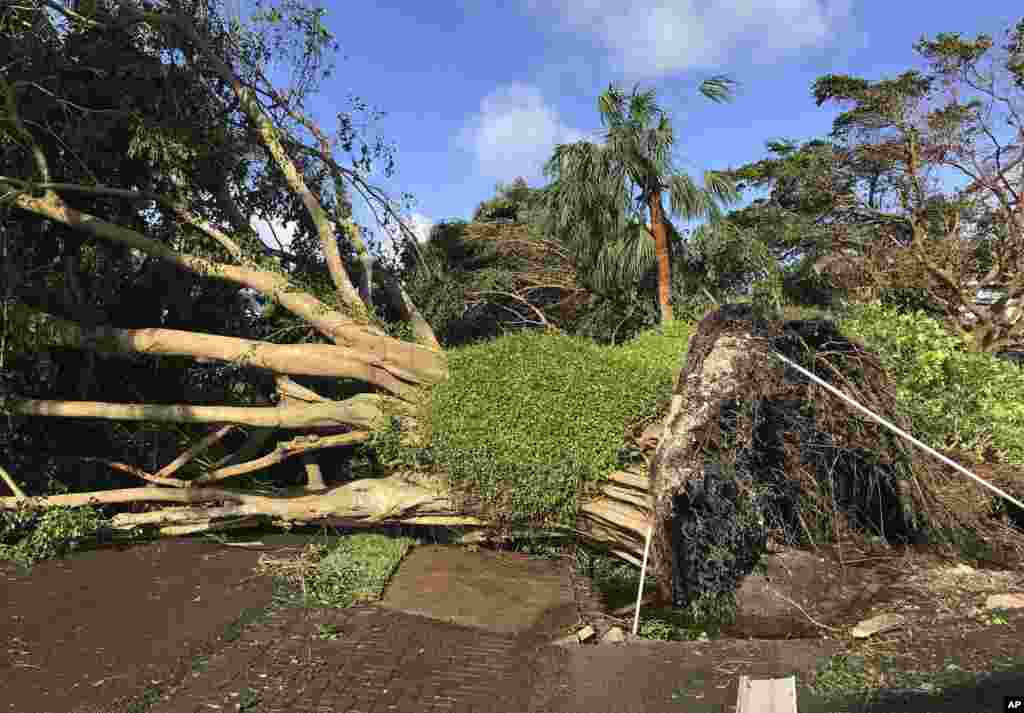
[807,21,1024,352]
[540,80,740,323]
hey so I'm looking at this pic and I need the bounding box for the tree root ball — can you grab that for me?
[650,303,936,609]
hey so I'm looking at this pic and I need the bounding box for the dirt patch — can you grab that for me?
[1,536,277,713]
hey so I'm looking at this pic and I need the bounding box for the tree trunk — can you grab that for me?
[0,465,656,567]
[648,192,675,323]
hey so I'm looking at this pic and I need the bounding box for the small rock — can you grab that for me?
[851,613,905,639]
[695,631,709,642]
[985,593,1024,610]
[576,625,596,643]
[601,626,626,644]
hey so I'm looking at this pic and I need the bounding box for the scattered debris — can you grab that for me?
[576,624,596,643]
[601,626,626,643]
[985,593,1024,610]
[851,613,905,639]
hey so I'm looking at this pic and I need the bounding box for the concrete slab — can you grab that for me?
[376,544,573,635]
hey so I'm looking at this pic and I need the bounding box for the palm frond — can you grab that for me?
[699,75,739,104]
[666,173,715,220]
[584,222,658,296]
[702,170,739,203]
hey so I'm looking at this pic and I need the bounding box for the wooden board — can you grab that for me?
[735,675,797,713]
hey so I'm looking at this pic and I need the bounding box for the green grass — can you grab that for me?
[302,532,416,608]
[810,650,1021,707]
[502,536,731,642]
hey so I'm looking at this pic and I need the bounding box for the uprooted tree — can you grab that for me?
[3,1,1020,610]
[647,303,1024,608]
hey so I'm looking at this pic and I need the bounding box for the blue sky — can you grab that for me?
[222,1,1022,260]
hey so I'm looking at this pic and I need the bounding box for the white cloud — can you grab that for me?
[250,212,299,251]
[459,83,590,181]
[375,212,435,264]
[527,0,853,78]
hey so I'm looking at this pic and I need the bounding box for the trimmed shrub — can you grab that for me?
[426,320,694,527]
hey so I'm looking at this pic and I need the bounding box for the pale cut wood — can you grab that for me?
[735,675,797,713]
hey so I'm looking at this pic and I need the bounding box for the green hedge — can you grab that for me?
[426,320,694,526]
[838,301,1024,466]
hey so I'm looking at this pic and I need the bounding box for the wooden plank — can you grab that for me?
[598,482,650,510]
[603,469,649,491]
[735,675,797,713]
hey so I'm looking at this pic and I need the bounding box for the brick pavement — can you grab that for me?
[147,602,565,713]
[144,587,574,713]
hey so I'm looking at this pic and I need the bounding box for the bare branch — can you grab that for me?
[191,431,370,484]
[156,425,236,479]
[80,457,190,488]
[4,392,413,430]
[5,191,446,389]
[14,305,428,395]
[0,464,27,499]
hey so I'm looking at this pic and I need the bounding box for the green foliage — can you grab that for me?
[636,594,735,641]
[303,532,414,607]
[0,501,108,567]
[472,177,542,223]
[813,654,872,698]
[838,302,1024,465]
[426,321,692,527]
[368,416,433,469]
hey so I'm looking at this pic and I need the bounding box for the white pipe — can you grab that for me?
[772,351,1024,513]
[632,523,654,636]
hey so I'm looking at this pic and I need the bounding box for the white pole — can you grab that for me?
[771,351,1024,513]
[632,523,654,636]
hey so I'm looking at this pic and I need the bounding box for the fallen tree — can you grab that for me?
[0,1,667,569]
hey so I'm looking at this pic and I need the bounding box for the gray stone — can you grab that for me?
[601,626,626,643]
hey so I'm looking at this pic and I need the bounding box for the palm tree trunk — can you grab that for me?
[648,192,674,323]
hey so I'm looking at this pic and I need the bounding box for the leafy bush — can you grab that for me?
[426,320,693,527]
[0,501,108,567]
[304,532,415,608]
[838,301,1024,465]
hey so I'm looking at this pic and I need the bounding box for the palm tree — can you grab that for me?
[540,79,741,322]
